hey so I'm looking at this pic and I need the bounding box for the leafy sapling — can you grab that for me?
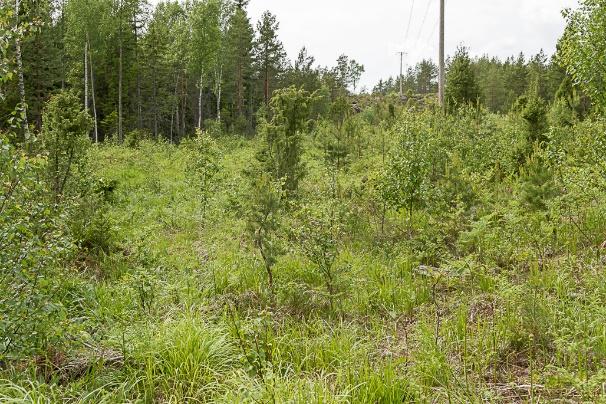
[185,128,221,218]
[381,114,430,225]
[246,173,284,292]
[296,203,347,312]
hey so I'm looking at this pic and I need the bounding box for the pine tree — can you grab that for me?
[348,59,364,93]
[21,0,63,129]
[415,59,438,94]
[255,11,286,106]
[286,47,319,92]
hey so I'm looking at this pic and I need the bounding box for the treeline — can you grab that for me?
[373,50,571,113]
[1,0,364,141]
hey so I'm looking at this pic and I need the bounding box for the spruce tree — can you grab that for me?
[445,46,480,110]
[225,0,254,130]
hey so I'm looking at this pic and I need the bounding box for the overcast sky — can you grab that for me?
[153,0,579,90]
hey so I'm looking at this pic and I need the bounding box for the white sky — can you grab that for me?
[153,0,579,90]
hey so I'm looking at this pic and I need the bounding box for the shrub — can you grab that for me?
[295,203,348,311]
[124,129,152,148]
[184,129,221,217]
[203,118,223,138]
[260,86,310,193]
[0,136,75,358]
[515,93,548,144]
[381,113,431,217]
[41,91,92,198]
[246,173,284,292]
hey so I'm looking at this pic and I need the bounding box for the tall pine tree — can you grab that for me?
[255,11,285,107]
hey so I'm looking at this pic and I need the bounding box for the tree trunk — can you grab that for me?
[198,74,203,129]
[181,71,187,138]
[236,59,243,116]
[118,0,123,142]
[153,72,158,139]
[134,10,142,129]
[60,0,66,89]
[118,44,123,141]
[170,110,174,144]
[153,73,158,139]
[89,38,98,143]
[84,38,88,113]
[264,64,269,106]
[170,72,179,144]
[14,0,30,141]
[215,66,222,122]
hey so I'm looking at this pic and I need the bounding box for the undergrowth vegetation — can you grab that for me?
[2,90,606,402]
[3,1,606,400]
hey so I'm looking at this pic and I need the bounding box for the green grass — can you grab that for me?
[3,113,606,403]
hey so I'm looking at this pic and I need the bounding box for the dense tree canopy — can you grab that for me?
[0,0,365,140]
[558,0,606,110]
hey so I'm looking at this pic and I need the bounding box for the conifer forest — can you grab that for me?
[2,0,606,402]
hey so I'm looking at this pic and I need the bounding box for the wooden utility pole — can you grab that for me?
[398,51,406,98]
[438,0,445,109]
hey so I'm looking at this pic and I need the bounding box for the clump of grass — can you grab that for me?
[136,317,239,402]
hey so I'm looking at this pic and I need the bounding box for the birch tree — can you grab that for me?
[190,0,223,129]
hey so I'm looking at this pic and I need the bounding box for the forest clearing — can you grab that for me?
[2,0,606,402]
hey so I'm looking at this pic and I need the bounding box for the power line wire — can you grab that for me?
[426,17,439,44]
[403,0,416,46]
[416,0,434,45]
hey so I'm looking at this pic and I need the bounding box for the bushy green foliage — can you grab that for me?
[296,203,347,310]
[514,84,549,144]
[246,173,284,291]
[124,129,152,148]
[445,46,480,110]
[184,128,221,216]
[0,136,74,359]
[519,148,558,211]
[559,0,606,110]
[381,113,431,216]
[260,86,310,192]
[5,3,606,400]
[5,107,606,401]
[0,6,15,101]
[41,91,93,197]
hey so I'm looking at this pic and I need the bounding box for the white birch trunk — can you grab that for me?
[14,0,30,140]
[198,74,203,129]
[84,38,88,112]
[89,39,98,143]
